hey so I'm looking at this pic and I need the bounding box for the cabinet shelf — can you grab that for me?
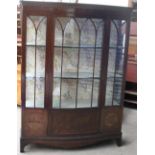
[54,45,102,49]
[25,45,125,51]
[26,44,46,47]
[54,72,100,79]
[26,76,45,79]
[53,77,100,79]
[54,45,125,49]
[53,72,123,79]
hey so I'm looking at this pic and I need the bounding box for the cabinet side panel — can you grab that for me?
[22,109,48,137]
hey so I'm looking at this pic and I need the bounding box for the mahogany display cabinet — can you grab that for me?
[20,1,132,152]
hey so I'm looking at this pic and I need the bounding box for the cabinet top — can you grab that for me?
[21,1,132,19]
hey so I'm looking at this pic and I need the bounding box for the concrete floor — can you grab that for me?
[17,107,137,155]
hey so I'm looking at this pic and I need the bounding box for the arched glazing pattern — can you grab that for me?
[81,19,96,47]
[53,17,104,109]
[64,18,79,47]
[26,16,46,45]
[76,18,87,30]
[105,20,127,106]
[25,16,47,108]
[36,18,47,45]
[96,22,104,47]
[57,17,70,30]
[54,20,63,78]
[109,21,118,48]
[54,19,63,46]
[26,17,36,45]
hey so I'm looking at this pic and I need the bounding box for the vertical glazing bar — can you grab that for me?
[75,22,81,108]
[59,31,64,108]
[34,30,37,108]
[99,19,111,131]
[90,28,97,107]
[99,20,111,108]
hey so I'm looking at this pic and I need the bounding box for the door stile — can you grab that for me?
[98,19,111,131]
[45,13,55,109]
[98,19,111,109]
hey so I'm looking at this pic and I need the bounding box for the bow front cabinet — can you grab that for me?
[20,1,131,152]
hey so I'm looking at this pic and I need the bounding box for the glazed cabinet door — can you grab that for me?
[104,20,127,107]
[21,13,49,137]
[48,17,105,135]
[23,15,47,108]
[100,20,129,132]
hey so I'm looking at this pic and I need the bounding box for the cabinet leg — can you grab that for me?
[116,137,122,147]
[20,139,26,153]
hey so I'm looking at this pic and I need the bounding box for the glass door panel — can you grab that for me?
[105,20,126,106]
[26,78,35,108]
[64,18,79,47]
[52,18,104,109]
[78,48,94,78]
[62,48,78,78]
[61,79,77,108]
[36,47,46,77]
[26,47,35,77]
[25,16,47,108]
[77,79,93,108]
[94,49,102,78]
[53,78,61,108]
[53,47,62,77]
[35,78,45,108]
[92,79,100,107]
[80,19,96,47]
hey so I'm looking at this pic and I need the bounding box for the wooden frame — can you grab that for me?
[20,1,131,152]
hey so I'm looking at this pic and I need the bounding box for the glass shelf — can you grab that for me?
[25,76,45,79]
[53,77,100,79]
[54,46,125,50]
[54,45,103,49]
[54,72,100,79]
[26,44,46,47]
[107,72,124,78]
[109,46,125,49]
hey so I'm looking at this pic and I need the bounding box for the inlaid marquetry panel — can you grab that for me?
[22,109,48,137]
[49,110,99,135]
[100,107,122,132]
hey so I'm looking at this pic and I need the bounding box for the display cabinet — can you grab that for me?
[20,1,131,152]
